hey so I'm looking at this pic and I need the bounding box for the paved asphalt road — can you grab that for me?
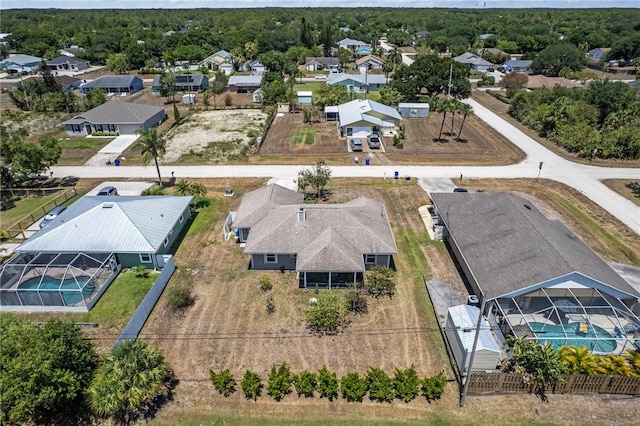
[51,97,640,235]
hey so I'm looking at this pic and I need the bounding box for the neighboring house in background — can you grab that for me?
[331,98,402,137]
[339,27,352,33]
[502,60,533,73]
[355,55,385,71]
[151,73,208,94]
[327,72,387,93]
[413,30,430,38]
[46,56,91,72]
[305,56,339,71]
[398,102,430,118]
[337,38,371,51]
[79,75,144,96]
[588,47,611,60]
[242,60,267,74]
[198,50,233,73]
[525,74,579,89]
[0,54,43,73]
[61,102,166,136]
[228,74,263,93]
[230,184,397,288]
[477,47,508,57]
[430,192,640,356]
[453,52,493,71]
[60,46,85,57]
[478,33,494,40]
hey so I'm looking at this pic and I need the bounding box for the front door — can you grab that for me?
[85,125,92,134]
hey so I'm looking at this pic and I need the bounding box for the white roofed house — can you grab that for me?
[0,196,193,312]
[331,98,402,139]
[327,72,387,93]
[230,184,397,289]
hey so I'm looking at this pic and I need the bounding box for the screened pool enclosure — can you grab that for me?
[0,252,120,312]
[491,286,640,355]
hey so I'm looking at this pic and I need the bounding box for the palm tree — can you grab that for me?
[435,97,453,141]
[137,128,166,187]
[557,346,603,375]
[88,340,170,421]
[174,179,191,195]
[456,102,474,141]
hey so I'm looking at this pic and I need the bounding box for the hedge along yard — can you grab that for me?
[140,178,640,425]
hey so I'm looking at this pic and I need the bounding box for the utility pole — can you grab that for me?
[447,63,453,98]
[460,295,486,407]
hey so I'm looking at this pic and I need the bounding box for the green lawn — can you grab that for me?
[58,137,112,150]
[1,193,66,229]
[77,268,156,329]
[291,127,315,145]
[294,82,325,92]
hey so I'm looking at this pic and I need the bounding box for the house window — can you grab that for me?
[346,128,353,136]
[72,124,81,133]
[179,214,184,223]
[365,254,376,264]
[265,254,277,263]
[139,253,152,263]
[164,237,169,247]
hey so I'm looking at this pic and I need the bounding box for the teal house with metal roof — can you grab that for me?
[0,196,192,311]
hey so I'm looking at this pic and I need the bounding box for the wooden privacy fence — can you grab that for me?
[467,372,640,396]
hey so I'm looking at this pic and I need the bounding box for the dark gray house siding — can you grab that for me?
[250,253,297,270]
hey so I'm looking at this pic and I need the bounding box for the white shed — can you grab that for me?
[182,93,196,105]
[445,304,502,377]
[398,102,429,118]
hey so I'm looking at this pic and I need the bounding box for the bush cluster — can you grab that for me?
[209,365,447,403]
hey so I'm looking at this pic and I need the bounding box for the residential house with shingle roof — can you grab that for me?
[430,192,640,355]
[62,102,166,136]
[327,72,387,93]
[305,57,340,71]
[151,73,208,94]
[337,38,371,51]
[453,52,493,71]
[198,50,234,74]
[355,55,385,71]
[47,56,91,72]
[79,75,144,95]
[232,184,397,288]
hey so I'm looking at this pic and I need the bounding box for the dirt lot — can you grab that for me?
[138,177,639,425]
[160,109,268,163]
[260,106,524,166]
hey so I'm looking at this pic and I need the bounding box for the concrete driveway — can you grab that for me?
[98,134,139,154]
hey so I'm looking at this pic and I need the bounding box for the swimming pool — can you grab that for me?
[527,321,617,353]
[18,276,96,306]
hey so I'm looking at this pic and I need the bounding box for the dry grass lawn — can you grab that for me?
[137,177,640,425]
[602,179,640,207]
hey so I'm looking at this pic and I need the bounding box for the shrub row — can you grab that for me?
[209,364,447,403]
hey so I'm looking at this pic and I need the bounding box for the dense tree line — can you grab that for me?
[508,80,640,160]
[1,8,638,66]
[0,314,172,425]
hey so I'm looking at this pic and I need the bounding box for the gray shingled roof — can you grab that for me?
[430,192,638,300]
[242,193,397,272]
[232,184,303,228]
[46,56,90,66]
[81,75,140,89]
[62,102,165,126]
[17,196,192,253]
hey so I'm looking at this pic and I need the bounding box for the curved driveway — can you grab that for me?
[51,101,640,237]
